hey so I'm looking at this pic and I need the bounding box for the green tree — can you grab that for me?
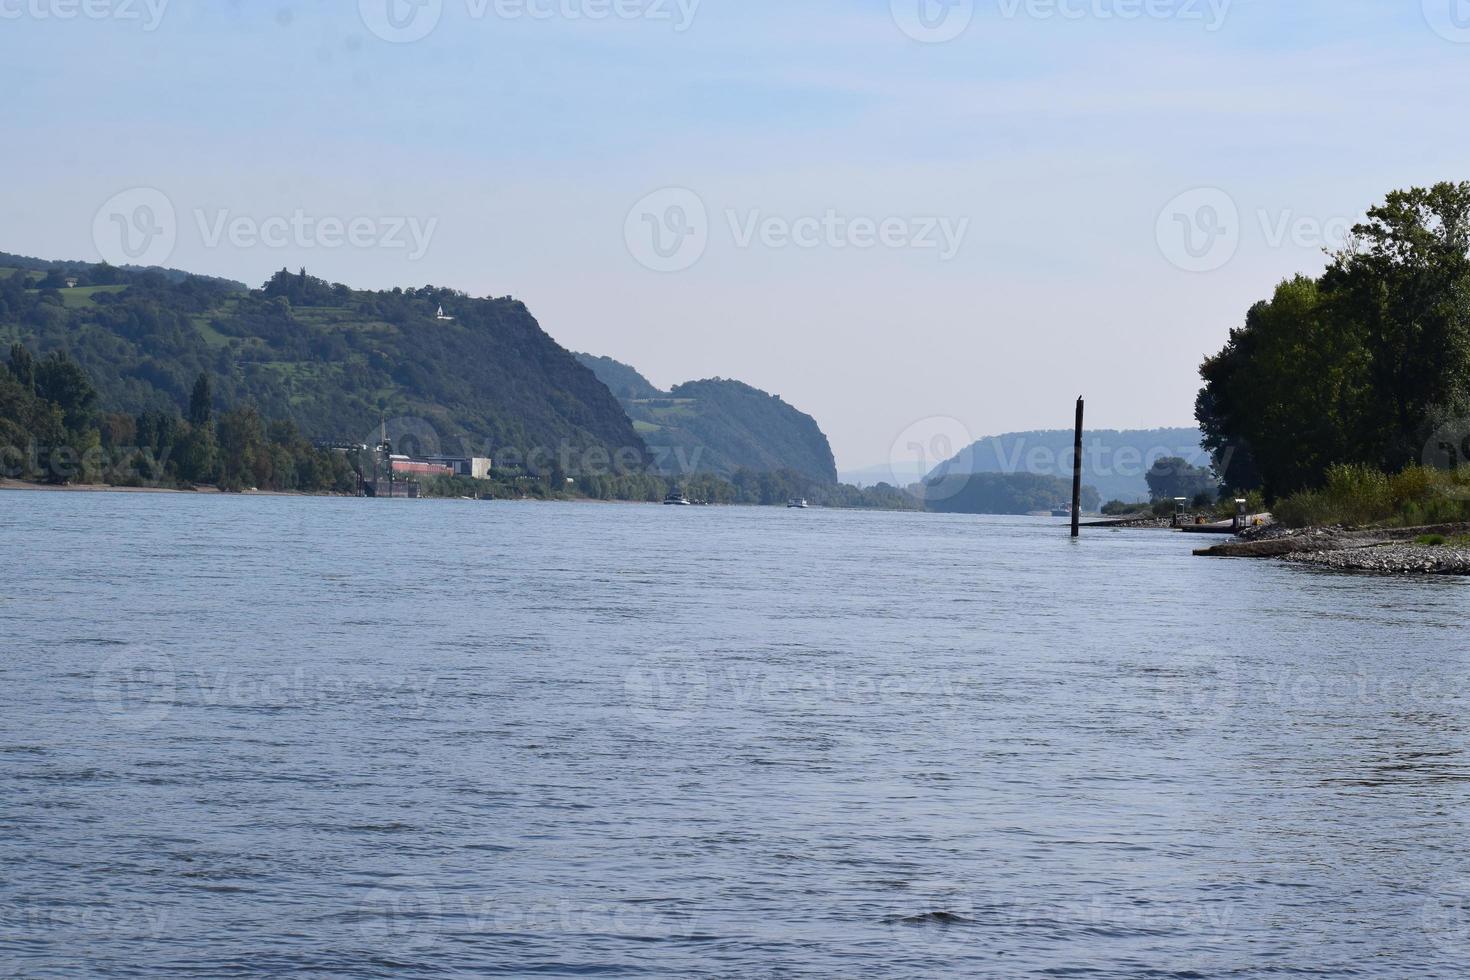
[1197,182,1470,498]
[34,352,98,435]
[216,406,266,492]
[1197,276,1370,497]
[7,344,35,391]
[189,372,213,426]
[1320,182,1470,469]
[1145,457,1219,502]
[177,421,218,485]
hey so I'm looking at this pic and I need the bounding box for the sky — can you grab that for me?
[5,0,1470,473]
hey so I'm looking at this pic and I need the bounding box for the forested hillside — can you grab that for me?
[575,353,661,400]
[576,353,839,483]
[0,259,647,467]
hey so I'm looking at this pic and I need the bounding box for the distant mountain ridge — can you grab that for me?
[928,427,1209,503]
[576,353,839,483]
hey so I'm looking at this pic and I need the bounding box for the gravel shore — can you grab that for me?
[1197,521,1470,576]
[1283,542,1470,575]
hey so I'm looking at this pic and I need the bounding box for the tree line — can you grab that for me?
[1197,182,1470,499]
[2,343,358,492]
[1,341,924,508]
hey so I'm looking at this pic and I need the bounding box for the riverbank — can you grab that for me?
[1081,515,1176,529]
[0,478,914,512]
[1195,522,1470,576]
[0,478,595,502]
[0,478,350,497]
[1,478,224,495]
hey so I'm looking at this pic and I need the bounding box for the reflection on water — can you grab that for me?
[2,492,1469,977]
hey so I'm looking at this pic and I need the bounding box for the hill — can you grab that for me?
[924,472,1101,515]
[575,353,661,401]
[928,427,1210,503]
[0,251,248,292]
[576,353,838,483]
[0,260,647,469]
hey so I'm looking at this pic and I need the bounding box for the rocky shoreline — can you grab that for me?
[1195,522,1470,576]
[1283,543,1470,574]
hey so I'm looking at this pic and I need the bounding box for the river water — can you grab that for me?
[3,491,1469,977]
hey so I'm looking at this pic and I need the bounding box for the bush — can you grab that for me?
[1214,489,1266,519]
[1275,464,1470,528]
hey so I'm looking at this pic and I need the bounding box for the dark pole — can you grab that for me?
[1071,396,1084,538]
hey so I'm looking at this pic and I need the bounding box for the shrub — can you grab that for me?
[1322,464,1392,524]
[1215,489,1267,519]
[1275,464,1470,528]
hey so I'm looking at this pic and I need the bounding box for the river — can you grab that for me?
[3,491,1469,977]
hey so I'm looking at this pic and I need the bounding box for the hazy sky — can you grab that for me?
[5,0,1470,470]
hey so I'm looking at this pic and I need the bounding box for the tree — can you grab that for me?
[1145,457,1218,502]
[34,352,98,435]
[189,372,213,426]
[7,343,35,391]
[1320,182,1470,470]
[1197,182,1470,498]
[1197,276,1368,497]
[176,421,218,485]
[216,405,266,491]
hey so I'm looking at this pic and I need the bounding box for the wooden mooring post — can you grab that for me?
[1071,397,1084,538]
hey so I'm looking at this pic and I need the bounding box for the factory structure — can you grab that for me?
[388,454,493,481]
[328,422,492,497]
[365,450,492,497]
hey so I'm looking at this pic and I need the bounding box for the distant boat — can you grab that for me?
[664,490,692,506]
[788,498,809,509]
[1051,506,1071,517]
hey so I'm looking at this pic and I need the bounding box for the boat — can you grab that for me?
[787,498,809,509]
[664,490,692,506]
[1051,506,1071,517]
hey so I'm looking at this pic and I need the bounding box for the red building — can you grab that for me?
[389,456,454,478]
